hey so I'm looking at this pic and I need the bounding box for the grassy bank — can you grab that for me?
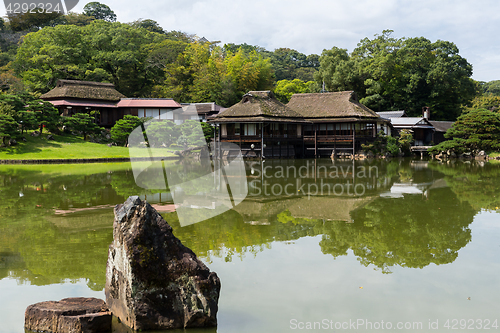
[0,133,177,160]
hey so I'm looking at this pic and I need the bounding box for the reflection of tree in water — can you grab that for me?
[0,213,113,290]
[320,187,476,273]
[0,165,135,289]
[428,161,500,211]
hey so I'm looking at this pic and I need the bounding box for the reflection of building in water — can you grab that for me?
[234,196,375,224]
[380,178,448,198]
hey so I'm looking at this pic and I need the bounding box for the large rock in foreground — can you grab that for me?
[105,196,220,330]
[24,297,111,333]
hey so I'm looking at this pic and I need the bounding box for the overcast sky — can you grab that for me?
[4,0,500,82]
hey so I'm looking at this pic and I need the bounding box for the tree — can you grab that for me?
[157,44,274,107]
[7,12,62,31]
[179,119,207,146]
[482,80,500,96]
[270,48,319,82]
[0,114,18,145]
[110,115,144,146]
[57,12,95,26]
[274,78,319,103]
[429,109,500,154]
[398,129,414,156]
[83,2,117,22]
[13,21,166,96]
[316,30,476,120]
[129,19,164,34]
[64,113,103,140]
[26,100,60,135]
[144,120,179,147]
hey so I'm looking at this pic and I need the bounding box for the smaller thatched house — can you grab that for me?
[210,91,310,158]
[40,80,126,126]
[287,91,390,157]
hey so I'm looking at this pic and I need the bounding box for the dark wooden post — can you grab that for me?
[352,124,356,156]
[314,124,318,158]
[261,123,264,159]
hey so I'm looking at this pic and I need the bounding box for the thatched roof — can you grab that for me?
[212,91,307,123]
[287,91,381,120]
[40,79,126,102]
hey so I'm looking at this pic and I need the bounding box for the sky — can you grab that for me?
[3,0,500,82]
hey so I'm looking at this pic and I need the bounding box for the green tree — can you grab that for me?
[0,114,18,145]
[26,100,60,134]
[110,115,144,146]
[129,19,164,34]
[83,2,117,22]
[158,44,274,107]
[468,94,500,112]
[482,80,500,96]
[55,12,95,26]
[398,129,413,156]
[270,48,319,82]
[13,21,166,96]
[274,78,319,103]
[7,11,62,31]
[179,119,207,146]
[64,113,103,140]
[316,30,476,120]
[144,120,179,147]
[429,109,500,154]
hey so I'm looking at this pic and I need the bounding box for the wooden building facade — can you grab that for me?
[210,91,390,158]
[40,80,126,127]
[210,91,309,158]
[287,91,390,157]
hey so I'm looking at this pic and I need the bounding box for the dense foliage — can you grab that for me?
[314,30,476,120]
[0,2,498,152]
[429,109,500,154]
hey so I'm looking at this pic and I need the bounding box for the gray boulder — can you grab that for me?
[24,297,111,333]
[105,196,220,331]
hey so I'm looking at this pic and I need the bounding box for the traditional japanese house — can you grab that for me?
[40,79,126,127]
[210,91,310,158]
[428,120,453,144]
[287,91,390,157]
[389,117,435,146]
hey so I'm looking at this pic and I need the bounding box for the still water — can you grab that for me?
[0,159,499,333]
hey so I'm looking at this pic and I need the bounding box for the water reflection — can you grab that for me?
[0,159,496,289]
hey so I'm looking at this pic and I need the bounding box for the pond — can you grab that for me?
[0,158,499,333]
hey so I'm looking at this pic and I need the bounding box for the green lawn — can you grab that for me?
[0,133,177,160]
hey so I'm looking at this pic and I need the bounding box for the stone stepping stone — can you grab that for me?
[25,297,111,333]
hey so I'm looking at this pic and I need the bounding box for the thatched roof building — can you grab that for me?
[40,79,126,102]
[212,91,308,123]
[287,91,382,122]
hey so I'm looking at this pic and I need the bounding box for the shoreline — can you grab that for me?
[0,156,180,164]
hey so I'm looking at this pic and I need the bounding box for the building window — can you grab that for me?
[244,124,256,136]
[235,123,240,135]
